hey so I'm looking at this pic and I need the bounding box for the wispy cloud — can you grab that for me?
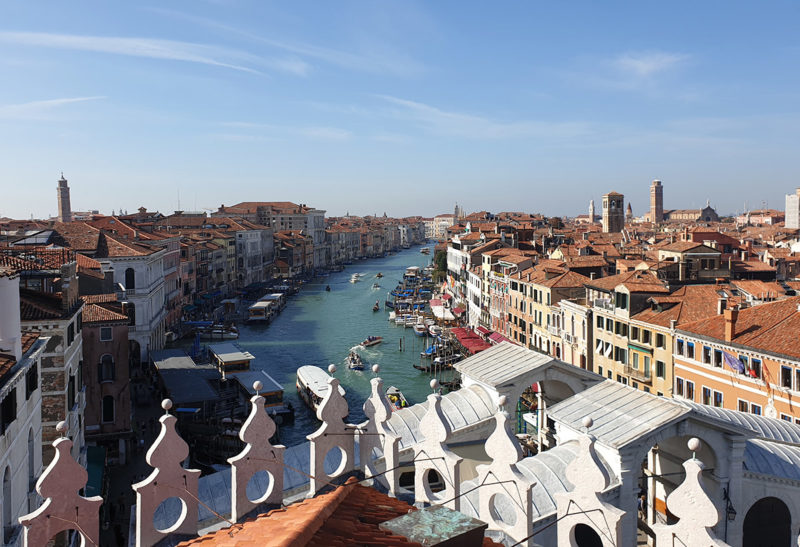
[0,31,308,75]
[613,51,688,77]
[377,95,590,140]
[148,7,424,77]
[0,96,105,120]
[219,121,352,141]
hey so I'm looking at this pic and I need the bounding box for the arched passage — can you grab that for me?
[573,523,603,547]
[743,497,791,547]
[3,466,11,543]
[125,267,136,290]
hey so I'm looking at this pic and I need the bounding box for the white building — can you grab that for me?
[786,188,800,229]
[558,298,593,372]
[0,269,47,546]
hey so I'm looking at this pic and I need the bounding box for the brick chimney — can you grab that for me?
[724,306,739,342]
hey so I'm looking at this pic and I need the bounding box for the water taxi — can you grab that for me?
[347,351,364,370]
[420,247,430,255]
[296,365,346,413]
[247,300,272,322]
[361,336,383,347]
[196,324,239,340]
[386,386,409,411]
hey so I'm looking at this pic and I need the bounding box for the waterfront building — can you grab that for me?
[0,268,47,546]
[80,294,132,465]
[601,191,624,233]
[481,249,534,336]
[55,173,72,223]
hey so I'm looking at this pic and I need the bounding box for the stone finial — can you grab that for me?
[19,436,103,546]
[497,395,508,409]
[307,376,354,496]
[328,363,337,374]
[413,393,463,511]
[228,385,285,521]
[475,409,534,543]
[430,379,439,391]
[360,376,400,493]
[372,364,380,374]
[652,441,730,547]
[132,406,201,547]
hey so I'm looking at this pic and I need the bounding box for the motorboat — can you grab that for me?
[413,324,428,337]
[386,386,409,411]
[428,325,443,337]
[296,365,346,413]
[376,272,384,278]
[196,324,239,340]
[372,283,381,289]
[388,311,396,321]
[347,351,364,370]
[361,336,383,347]
[420,247,430,255]
[325,285,331,292]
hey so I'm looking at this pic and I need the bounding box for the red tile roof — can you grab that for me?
[178,477,502,547]
[0,332,40,383]
[679,296,800,359]
[82,303,128,324]
[19,289,64,320]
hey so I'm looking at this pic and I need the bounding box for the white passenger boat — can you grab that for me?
[296,365,346,413]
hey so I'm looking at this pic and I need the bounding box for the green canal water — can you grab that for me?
[237,245,446,447]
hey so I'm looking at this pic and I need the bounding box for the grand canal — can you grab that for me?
[237,245,440,447]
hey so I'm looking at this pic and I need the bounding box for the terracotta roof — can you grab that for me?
[585,270,668,293]
[178,476,501,547]
[0,332,40,383]
[80,294,118,304]
[679,296,800,359]
[731,280,786,299]
[633,285,738,328]
[732,259,775,273]
[19,289,64,320]
[658,241,712,253]
[540,270,590,289]
[82,303,128,323]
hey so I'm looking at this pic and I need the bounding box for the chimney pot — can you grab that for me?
[724,306,739,342]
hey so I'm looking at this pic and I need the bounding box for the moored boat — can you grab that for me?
[376,272,384,278]
[386,386,409,411]
[413,324,427,337]
[372,300,380,312]
[197,324,239,340]
[428,325,443,337]
[361,336,383,347]
[296,365,346,413]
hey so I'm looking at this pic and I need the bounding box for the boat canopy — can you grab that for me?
[297,365,346,397]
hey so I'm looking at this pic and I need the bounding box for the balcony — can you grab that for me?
[547,325,561,336]
[563,332,575,344]
[624,364,652,383]
[594,298,614,311]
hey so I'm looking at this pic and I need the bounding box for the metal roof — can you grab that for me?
[296,365,345,397]
[384,385,495,451]
[230,370,284,394]
[679,400,800,444]
[151,349,220,404]
[745,439,800,482]
[548,380,689,449]
[453,341,558,388]
[208,342,255,364]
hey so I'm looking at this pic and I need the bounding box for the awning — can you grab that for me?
[182,304,197,312]
[441,293,453,301]
[488,332,513,344]
[452,307,465,315]
[429,298,443,307]
[476,326,491,336]
[85,445,106,498]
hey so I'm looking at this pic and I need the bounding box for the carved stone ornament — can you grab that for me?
[306,376,354,496]
[360,376,400,495]
[554,417,624,547]
[228,382,286,522]
[652,438,730,547]
[19,423,103,547]
[132,399,201,547]
[475,410,535,543]
[413,393,463,511]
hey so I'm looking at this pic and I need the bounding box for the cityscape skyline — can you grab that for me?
[2,2,799,219]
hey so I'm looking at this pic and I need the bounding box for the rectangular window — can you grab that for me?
[782,366,793,389]
[675,377,684,397]
[751,403,762,415]
[642,330,651,344]
[782,414,792,422]
[0,389,17,434]
[606,318,613,331]
[677,339,684,355]
[632,381,639,389]
[739,355,749,369]
[685,380,695,401]
[25,363,38,400]
[607,370,612,379]
[702,346,711,364]
[750,358,762,379]
[644,355,651,372]
[702,386,711,405]
[67,323,75,347]
[597,315,603,329]
[67,375,75,410]
[795,370,800,392]
[656,360,665,379]
[656,333,665,349]
[714,349,723,368]
[686,342,695,360]
[738,399,749,413]
[631,327,639,341]
[632,352,639,369]
[644,387,650,393]
[598,366,603,376]
[713,391,723,408]
[100,327,112,341]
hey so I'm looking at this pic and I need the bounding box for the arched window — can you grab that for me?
[125,267,136,290]
[573,523,602,547]
[99,354,115,383]
[102,396,115,423]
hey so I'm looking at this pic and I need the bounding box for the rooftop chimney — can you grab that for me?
[724,306,739,342]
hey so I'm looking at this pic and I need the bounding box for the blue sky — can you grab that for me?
[1,1,799,220]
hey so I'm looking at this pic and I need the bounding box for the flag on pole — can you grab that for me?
[723,351,745,374]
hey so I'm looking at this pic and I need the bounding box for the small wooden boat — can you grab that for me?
[376,272,384,278]
[361,336,383,347]
[296,365,346,413]
[325,285,331,292]
[373,300,380,312]
[347,351,364,370]
[372,283,381,289]
[413,324,428,337]
[386,386,409,411]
